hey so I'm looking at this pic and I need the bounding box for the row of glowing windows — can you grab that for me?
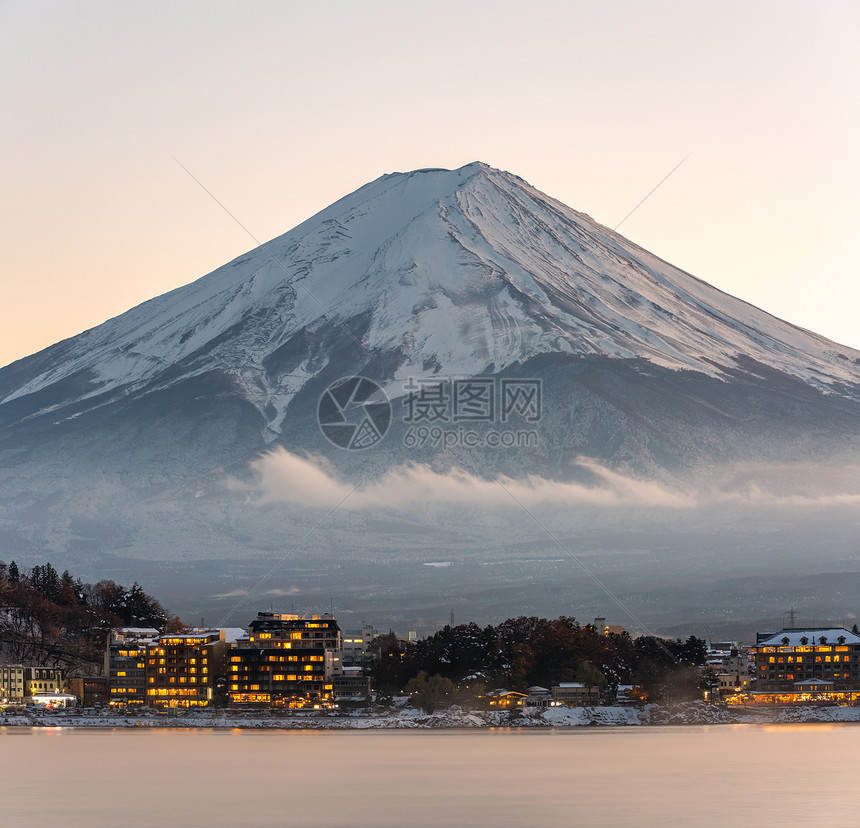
[235,642,309,650]
[149,657,204,665]
[251,632,305,641]
[161,637,214,645]
[148,676,206,684]
[271,654,323,662]
[116,650,145,657]
[147,688,205,697]
[114,667,145,676]
[764,674,853,681]
[230,676,323,689]
[230,693,272,703]
[110,688,145,694]
[767,655,852,664]
[229,654,323,664]
[759,646,850,653]
[761,669,854,678]
[231,666,318,674]
[230,684,333,692]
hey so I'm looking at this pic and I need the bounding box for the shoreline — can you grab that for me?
[5,701,860,730]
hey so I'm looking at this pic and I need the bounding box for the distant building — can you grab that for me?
[107,627,159,706]
[25,667,63,697]
[614,684,643,705]
[146,629,238,708]
[229,613,342,707]
[67,676,109,707]
[342,623,376,667]
[708,647,752,700]
[0,665,25,703]
[742,627,860,704]
[524,686,552,708]
[593,617,625,636]
[552,682,598,706]
[332,668,371,702]
[485,689,527,709]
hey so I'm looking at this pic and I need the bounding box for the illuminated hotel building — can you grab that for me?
[229,613,342,707]
[747,627,860,703]
[107,627,158,706]
[146,630,233,708]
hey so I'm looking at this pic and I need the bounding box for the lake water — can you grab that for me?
[2,724,857,826]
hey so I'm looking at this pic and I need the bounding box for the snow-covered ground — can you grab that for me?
[7,702,860,730]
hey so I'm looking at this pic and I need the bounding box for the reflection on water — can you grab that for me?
[2,725,858,827]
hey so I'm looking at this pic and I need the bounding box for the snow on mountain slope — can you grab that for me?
[3,162,859,439]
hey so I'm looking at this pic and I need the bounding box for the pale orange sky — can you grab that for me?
[2,0,858,368]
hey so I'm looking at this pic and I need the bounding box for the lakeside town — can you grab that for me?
[3,560,860,727]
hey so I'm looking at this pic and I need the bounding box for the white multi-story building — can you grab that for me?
[342,623,376,666]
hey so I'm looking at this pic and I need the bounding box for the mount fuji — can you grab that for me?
[2,162,859,634]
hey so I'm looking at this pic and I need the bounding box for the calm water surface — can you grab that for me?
[2,724,857,826]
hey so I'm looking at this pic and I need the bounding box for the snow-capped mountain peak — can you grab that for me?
[3,162,859,439]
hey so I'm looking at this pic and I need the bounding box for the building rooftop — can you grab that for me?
[756,628,860,647]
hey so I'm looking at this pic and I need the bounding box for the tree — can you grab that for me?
[126,582,168,628]
[0,563,184,675]
[404,670,454,714]
[676,635,707,666]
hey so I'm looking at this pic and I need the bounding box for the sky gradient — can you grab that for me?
[2,0,858,368]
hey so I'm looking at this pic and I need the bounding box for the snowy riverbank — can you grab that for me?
[6,702,860,730]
